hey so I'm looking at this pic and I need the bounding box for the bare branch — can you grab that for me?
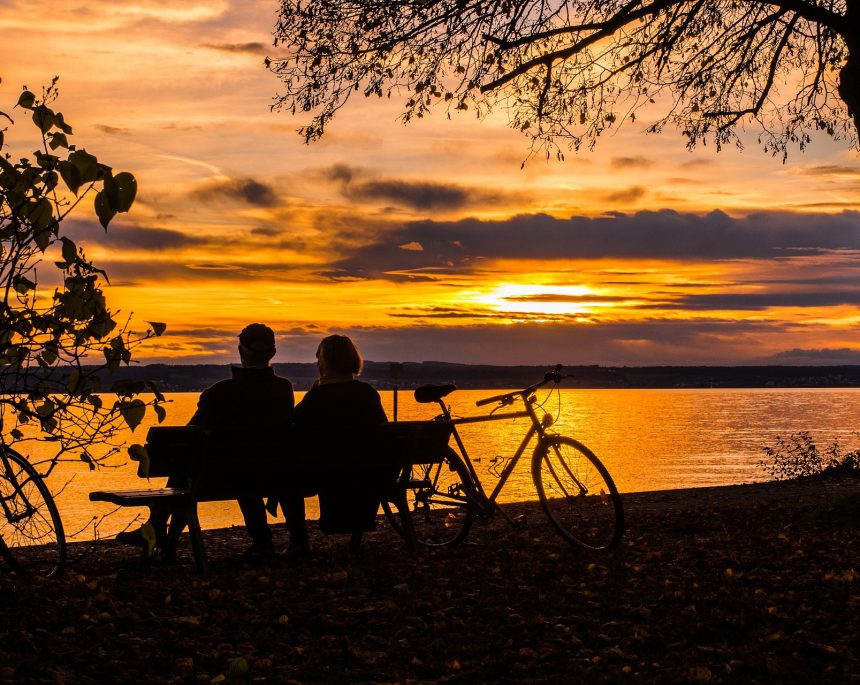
[271,0,859,157]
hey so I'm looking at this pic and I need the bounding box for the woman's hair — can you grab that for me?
[317,334,363,376]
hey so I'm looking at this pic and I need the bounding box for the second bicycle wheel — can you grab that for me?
[382,447,474,547]
[0,448,66,577]
[532,435,623,550]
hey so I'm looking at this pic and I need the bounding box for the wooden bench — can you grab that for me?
[89,421,453,574]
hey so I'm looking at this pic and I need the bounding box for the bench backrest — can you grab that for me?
[142,420,454,497]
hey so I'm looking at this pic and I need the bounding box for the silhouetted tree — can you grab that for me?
[1,78,166,474]
[269,0,860,160]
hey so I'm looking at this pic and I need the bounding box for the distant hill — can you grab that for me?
[100,361,860,392]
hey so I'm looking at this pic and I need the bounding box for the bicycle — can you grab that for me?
[382,365,624,551]
[0,445,66,576]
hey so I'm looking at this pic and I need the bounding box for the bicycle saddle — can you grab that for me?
[413,384,457,403]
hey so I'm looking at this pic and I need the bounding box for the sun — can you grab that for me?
[477,283,599,316]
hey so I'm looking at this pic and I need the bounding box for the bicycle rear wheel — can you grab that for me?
[532,435,623,551]
[0,448,66,576]
[382,447,474,547]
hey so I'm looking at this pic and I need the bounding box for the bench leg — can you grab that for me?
[184,506,209,575]
[392,488,417,554]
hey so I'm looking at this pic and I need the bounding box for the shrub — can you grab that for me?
[760,431,860,481]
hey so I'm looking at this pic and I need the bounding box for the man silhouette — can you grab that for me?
[117,323,295,556]
[187,323,295,554]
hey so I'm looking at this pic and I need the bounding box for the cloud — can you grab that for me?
[201,42,266,53]
[610,156,655,170]
[91,258,308,283]
[313,318,794,366]
[190,177,279,207]
[763,348,860,365]
[65,220,207,251]
[799,165,860,177]
[322,164,526,211]
[347,180,473,210]
[251,227,284,237]
[670,291,860,311]
[603,186,648,203]
[94,124,133,136]
[320,210,860,280]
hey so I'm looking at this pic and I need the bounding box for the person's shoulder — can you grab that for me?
[201,377,235,396]
[272,374,294,390]
[352,380,382,397]
[356,379,379,391]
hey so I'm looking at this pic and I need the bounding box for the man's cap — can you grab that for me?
[238,323,276,352]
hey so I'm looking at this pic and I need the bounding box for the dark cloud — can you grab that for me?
[140,321,835,367]
[603,186,648,203]
[610,156,655,170]
[679,159,716,170]
[190,177,279,207]
[323,164,523,211]
[91,258,307,283]
[321,210,860,281]
[348,180,472,210]
[668,291,860,311]
[65,220,206,251]
[763,348,860,365]
[201,42,266,53]
[319,319,789,366]
[251,227,284,237]
[94,124,132,136]
[800,165,860,177]
[325,164,359,184]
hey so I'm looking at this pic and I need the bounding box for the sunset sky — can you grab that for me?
[3,0,860,366]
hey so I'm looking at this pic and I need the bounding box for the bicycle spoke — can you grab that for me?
[533,436,623,551]
[383,451,474,547]
[0,449,66,576]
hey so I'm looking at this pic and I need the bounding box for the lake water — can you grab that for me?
[39,387,860,540]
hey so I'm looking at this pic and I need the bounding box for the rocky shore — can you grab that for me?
[1,477,858,684]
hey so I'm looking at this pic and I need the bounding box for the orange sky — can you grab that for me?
[3,0,860,366]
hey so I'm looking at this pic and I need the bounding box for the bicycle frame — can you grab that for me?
[431,380,559,524]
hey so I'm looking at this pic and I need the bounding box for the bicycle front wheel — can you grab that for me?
[382,447,474,547]
[532,436,623,551]
[0,448,66,576]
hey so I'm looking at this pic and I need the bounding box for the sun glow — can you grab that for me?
[479,283,603,316]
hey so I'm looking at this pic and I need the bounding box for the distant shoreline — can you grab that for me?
[104,361,860,392]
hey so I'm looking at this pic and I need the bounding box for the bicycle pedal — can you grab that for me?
[475,510,494,523]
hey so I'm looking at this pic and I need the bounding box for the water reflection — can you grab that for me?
[39,387,860,539]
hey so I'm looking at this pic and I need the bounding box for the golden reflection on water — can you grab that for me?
[40,387,860,539]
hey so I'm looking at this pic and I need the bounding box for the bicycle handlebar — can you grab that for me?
[475,391,513,407]
[475,364,566,407]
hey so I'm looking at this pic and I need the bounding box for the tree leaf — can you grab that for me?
[32,105,55,134]
[49,132,69,150]
[58,160,82,195]
[60,236,78,265]
[147,321,167,337]
[69,148,100,185]
[12,276,36,294]
[80,451,95,471]
[94,190,116,230]
[118,399,146,430]
[128,443,148,462]
[17,90,36,109]
[53,111,73,134]
[104,171,137,213]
